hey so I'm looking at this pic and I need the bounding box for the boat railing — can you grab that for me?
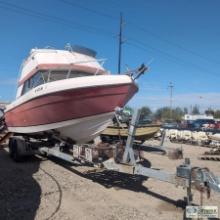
[71,58,107,75]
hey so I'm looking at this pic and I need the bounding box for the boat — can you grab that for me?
[4,45,146,143]
[101,123,161,143]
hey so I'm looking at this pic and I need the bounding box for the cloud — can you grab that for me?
[129,92,220,110]
[0,78,17,85]
[138,82,164,92]
[139,85,164,92]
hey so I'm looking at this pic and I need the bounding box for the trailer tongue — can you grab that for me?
[102,109,220,205]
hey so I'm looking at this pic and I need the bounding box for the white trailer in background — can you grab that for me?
[184,114,214,121]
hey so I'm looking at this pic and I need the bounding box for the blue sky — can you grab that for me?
[0,0,220,111]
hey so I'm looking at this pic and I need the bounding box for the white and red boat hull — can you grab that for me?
[5,75,138,143]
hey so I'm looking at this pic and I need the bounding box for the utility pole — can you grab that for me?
[168,82,174,120]
[118,12,123,74]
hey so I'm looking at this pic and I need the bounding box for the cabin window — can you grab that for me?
[21,70,49,95]
[30,71,44,88]
[21,69,94,95]
[41,70,50,83]
[49,70,68,82]
[22,80,31,95]
[69,70,92,78]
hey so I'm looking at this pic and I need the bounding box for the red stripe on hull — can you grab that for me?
[5,83,137,127]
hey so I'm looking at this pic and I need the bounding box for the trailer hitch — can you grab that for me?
[174,158,220,204]
[191,167,220,193]
[119,108,220,204]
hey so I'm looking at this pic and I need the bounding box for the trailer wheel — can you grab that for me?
[8,138,14,158]
[8,138,24,162]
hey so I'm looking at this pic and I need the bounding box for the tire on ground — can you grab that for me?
[8,138,24,162]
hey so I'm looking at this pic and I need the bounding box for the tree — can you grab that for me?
[192,105,200,115]
[154,107,171,121]
[183,107,188,114]
[214,110,220,119]
[172,107,184,121]
[205,108,214,116]
[154,107,184,121]
[140,106,152,120]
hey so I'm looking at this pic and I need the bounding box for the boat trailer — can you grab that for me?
[1,109,220,206]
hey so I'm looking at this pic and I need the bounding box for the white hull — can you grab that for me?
[8,112,114,143]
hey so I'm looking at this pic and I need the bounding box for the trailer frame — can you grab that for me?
[5,109,220,206]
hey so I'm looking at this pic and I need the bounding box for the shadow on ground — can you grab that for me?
[0,149,41,220]
[137,144,166,154]
[83,159,150,190]
[50,156,186,209]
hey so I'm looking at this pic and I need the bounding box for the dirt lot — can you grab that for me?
[0,140,220,220]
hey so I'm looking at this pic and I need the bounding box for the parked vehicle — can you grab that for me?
[191,119,215,129]
[162,120,179,129]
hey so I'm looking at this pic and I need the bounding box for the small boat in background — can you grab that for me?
[101,123,161,143]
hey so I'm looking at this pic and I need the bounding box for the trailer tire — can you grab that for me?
[8,138,14,158]
[8,138,24,162]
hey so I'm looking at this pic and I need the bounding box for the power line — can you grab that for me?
[1,0,219,77]
[127,39,220,78]
[58,0,220,66]
[126,41,195,70]
[0,1,115,38]
[58,0,116,20]
[127,22,220,66]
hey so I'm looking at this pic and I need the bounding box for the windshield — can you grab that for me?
[21,69,93,95]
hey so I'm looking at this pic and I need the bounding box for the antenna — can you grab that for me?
[168,82,174,120]
[118,12,124,74]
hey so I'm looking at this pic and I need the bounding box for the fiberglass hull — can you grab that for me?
[5,75,138,143]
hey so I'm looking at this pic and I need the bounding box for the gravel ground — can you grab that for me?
[0,139,220,220]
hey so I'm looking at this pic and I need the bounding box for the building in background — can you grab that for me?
[184,114,214,121]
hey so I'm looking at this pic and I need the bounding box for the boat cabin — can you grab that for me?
[16,46,107,98]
